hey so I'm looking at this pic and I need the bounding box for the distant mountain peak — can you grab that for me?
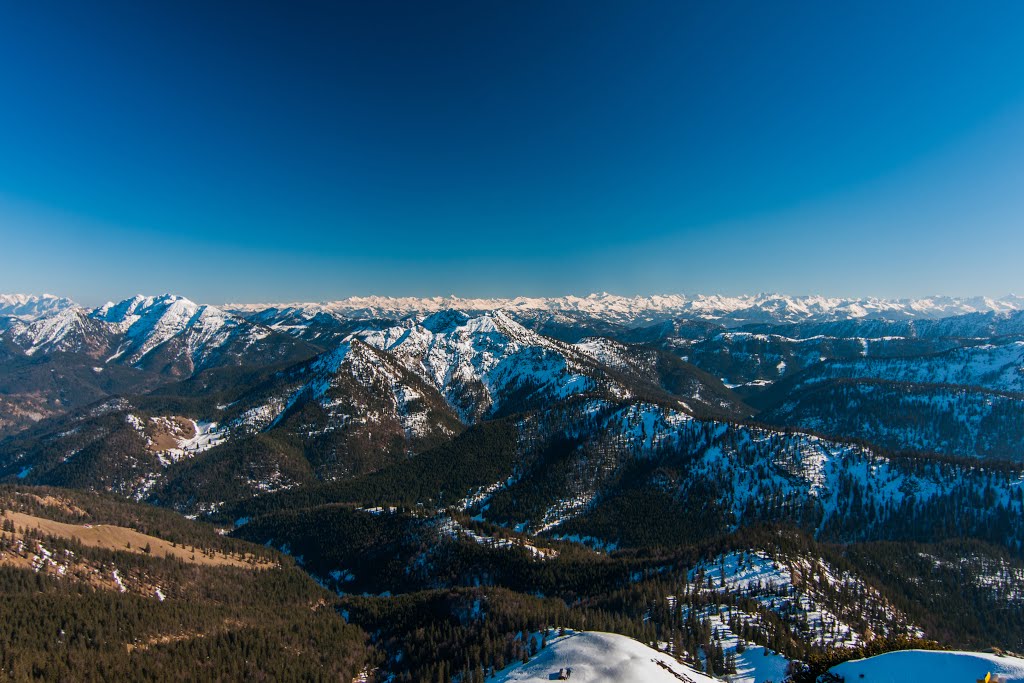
[226,293,1024,328]
[419,309,472,334]
[0,293,77,321]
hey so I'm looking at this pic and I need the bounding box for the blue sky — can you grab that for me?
[1,1,1023,305]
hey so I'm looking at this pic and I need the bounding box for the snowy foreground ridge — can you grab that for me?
[829,649,1024,683]
[493,637,1024,683]
[493,631,714,683]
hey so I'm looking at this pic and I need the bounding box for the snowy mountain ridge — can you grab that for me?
[227,292,1024,327]
[1,293,308,377]
[7,291,1023,332]
[352,310,617,422]
[493,631,715,683]
[0,293,76,323]
[230,309,639,438]
[93,294,259,368]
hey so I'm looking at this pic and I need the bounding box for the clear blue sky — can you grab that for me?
[2,1,1023,305]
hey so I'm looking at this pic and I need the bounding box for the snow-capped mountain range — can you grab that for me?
[11,288,1016,385]
[0,293,76,323]
[353,310,611,422]
[5,290,1023,459]
[1,293,315,379]
[4,289,1024,676]
[7,292,1023,338]
[227,292,1024,327]
[92,294,268,370]
[225,308,747,457]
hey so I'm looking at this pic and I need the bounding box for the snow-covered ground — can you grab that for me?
[493,631,715,683]
[829,649,1024,683]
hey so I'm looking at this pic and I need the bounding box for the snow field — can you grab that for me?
[493,631,716,683]
[829,649,1024,683]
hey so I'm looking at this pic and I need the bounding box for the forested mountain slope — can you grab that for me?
[0,485,368,680]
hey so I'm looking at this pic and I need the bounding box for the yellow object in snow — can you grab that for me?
[978,672,1007,683]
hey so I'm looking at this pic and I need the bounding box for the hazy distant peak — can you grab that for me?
[0,293,77,320]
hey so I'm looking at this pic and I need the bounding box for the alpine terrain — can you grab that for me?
[1,291,1022,681]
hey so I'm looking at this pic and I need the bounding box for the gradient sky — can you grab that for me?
[2,1,1024,305]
